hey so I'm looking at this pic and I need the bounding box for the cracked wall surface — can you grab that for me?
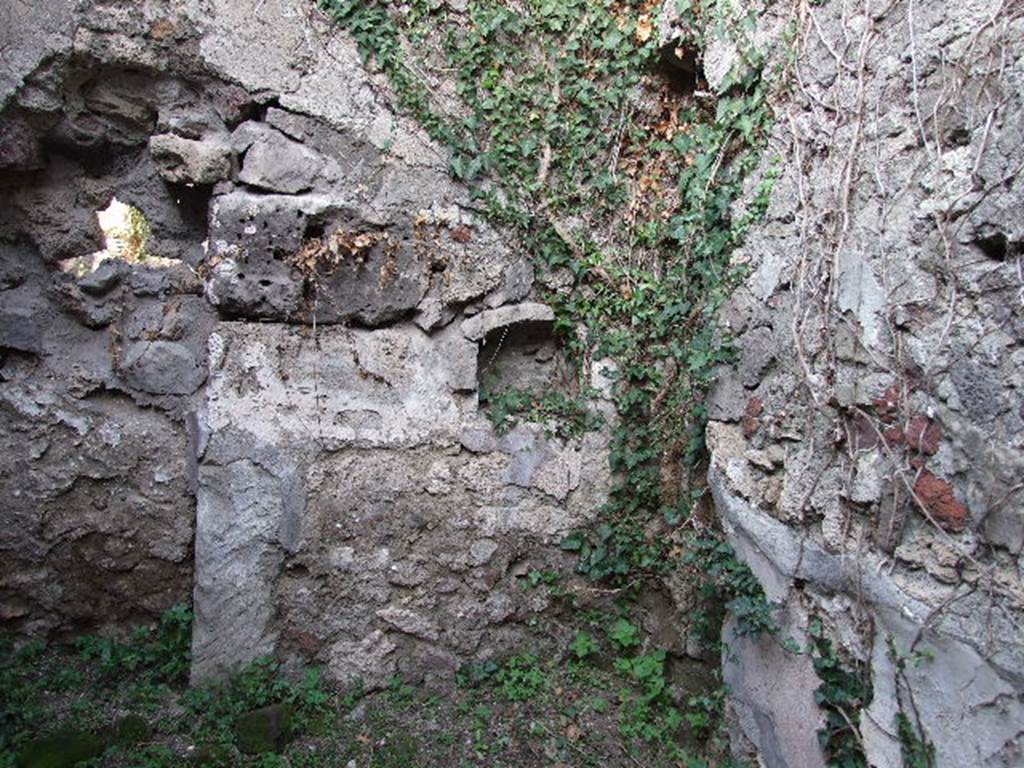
[689,0,1024,765]
[3,0,1023,764]
[0,0,610,681]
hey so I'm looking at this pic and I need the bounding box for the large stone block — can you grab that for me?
[203,322,476,448]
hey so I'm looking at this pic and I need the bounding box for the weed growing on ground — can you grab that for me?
[75,603,192,685]
[2,604,755,767]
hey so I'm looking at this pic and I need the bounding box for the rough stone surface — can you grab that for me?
[118,341,207,396]
[149,133,232,185]
[237,129,322,193]
[192,323,613,683]
[695,0,1024,764]
[722,614,826,768]
[0,386,194,636]
[460,302,556,341]
[0,0,545,655]
[4,1,1020,764]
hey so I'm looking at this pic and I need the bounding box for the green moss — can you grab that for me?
[16,731,107,768]
[106,715,150,747]
[234,704,294,755]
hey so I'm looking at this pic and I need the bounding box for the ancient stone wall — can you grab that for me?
[0,0,612,684]
[3,0,1023,764]
[697,0,1024,765]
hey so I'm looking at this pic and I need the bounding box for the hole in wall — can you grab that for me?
[58,197,181,275]
[304,220,326,241]
[975,231,1009,261]
[657,40,702,96]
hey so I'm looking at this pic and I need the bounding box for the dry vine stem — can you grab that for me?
[779,0,1024,638]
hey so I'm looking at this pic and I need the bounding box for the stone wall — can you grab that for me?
[694,0,1024,765]
[3,0,1023,764]
[0,0,611,682]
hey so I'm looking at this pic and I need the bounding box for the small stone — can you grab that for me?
[78,260,125,296]
[229,121,266,153]
[17,730,108,768]
[849,452,884,505]
[469,538,499,566]
[376,607,440,640]
[747,448,776,471]
[413,293,455,332]
[238,131,322,193]
[737,326,775,387]
[149,133,232,185]
[119,340,206,396]
[235,703,294,755]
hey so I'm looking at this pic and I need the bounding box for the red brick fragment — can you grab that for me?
[913,470,969,533]
[883,426,905,447]
[450,225,473,243]
[872,384,902,423]
[905,414,942,455]
[742,397,763,438]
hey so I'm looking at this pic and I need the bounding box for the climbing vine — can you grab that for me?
[888,639,937,768]
[319,0,783,588]
[808,617,872,768]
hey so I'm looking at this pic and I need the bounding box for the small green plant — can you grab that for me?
[686,539,779,641]
[496,654,547,701]
[481,385,604,439]
[896,713,936,768]
[615,650,683,746]
[569,632,599,661]
[809,617,872,768]
[386,675,417,709]
[684,689,725,740]
[523,569,559,589]
[456,659,500,688]
[608,618,642,650]
[0,638,49,752]
[183,656,331,747]
[252,753,289,768]
[340,678,366,709]
[75,603,192,684]
[118,744,178,768]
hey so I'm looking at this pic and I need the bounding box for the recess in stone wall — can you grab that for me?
[477,319,568,399]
